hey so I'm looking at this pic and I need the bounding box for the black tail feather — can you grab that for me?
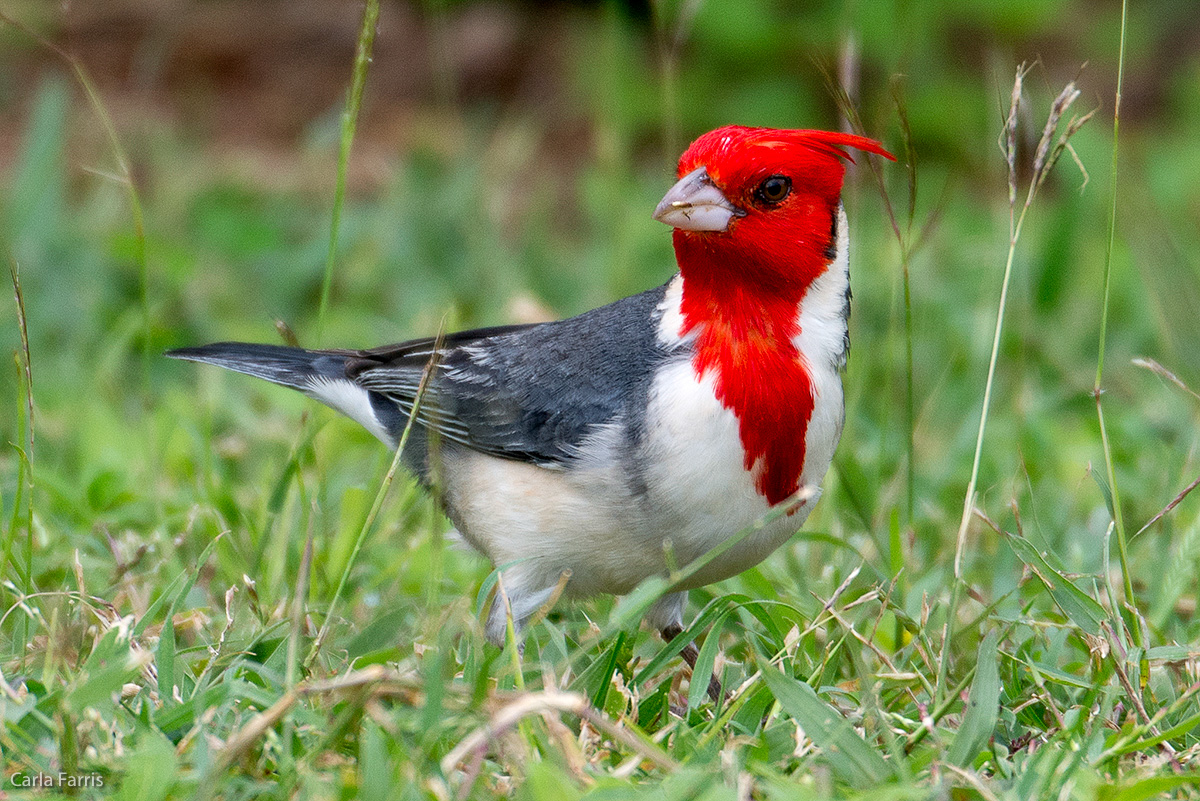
[166,342,346,390]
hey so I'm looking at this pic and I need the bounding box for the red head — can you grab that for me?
[655,125,894,293]
[654,125,893,506]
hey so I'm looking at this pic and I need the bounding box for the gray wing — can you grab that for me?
[348,282,677,466]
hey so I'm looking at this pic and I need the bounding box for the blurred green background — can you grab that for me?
[2,0,1200,791]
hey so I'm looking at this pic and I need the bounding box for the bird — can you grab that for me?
[168,124,894,651]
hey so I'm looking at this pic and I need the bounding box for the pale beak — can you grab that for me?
[652,166,740,232]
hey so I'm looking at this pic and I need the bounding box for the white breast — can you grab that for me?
[637,360,800,584]
[635,203,852,587]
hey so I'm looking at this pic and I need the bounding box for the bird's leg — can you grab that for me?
[485,569,570,650]
[660,624,725,704]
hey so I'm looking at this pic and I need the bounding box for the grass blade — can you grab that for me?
[759,662,891,788]
[947,630,999,767]
[1093,0,1138,640]
[1005,533,1106,635]
[316,0,380,338]
[686,611,726,712]
[155,608,177,705]
[1099,776,1200,801]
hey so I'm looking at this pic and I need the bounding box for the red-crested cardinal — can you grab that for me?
[169,125,894,647]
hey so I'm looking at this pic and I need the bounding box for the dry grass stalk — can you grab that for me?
[440,686,679,792]
[948,64,1095,700]
[1002,65,1026,211]
[10,260,33,457]
[1134,472,1200,539]
[1133,357,1200,404]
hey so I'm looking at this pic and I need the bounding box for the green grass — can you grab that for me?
[4,2,1200,798]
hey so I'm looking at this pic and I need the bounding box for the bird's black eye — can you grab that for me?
[755,175,792,205]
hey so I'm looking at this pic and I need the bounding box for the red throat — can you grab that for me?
[676,249,817,507]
